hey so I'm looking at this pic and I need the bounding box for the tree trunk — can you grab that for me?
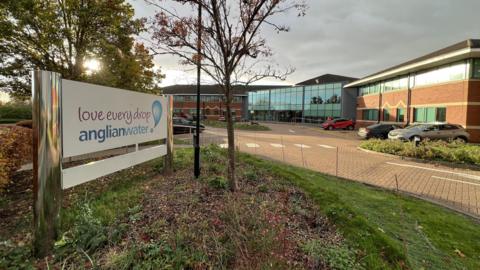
[225,85,237,191]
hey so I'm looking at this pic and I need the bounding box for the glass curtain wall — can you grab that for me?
[303,83,342,122]
[248,83,343,122]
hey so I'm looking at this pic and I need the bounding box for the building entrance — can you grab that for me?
[272,111,303,122]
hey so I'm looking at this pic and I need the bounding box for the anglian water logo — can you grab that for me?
[77,100,164,143]
[152,100,162,127]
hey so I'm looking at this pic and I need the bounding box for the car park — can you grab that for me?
[173,117,205,134]
[321,118,355,130]
[358,123,402,139]
[388,123,470,142]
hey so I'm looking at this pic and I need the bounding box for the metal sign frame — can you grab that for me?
[31,70,173,257]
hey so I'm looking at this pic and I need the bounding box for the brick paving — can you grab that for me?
[203,123,480,217]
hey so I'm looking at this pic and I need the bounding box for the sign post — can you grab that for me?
[32,70,63,258]
[31,70,172,257]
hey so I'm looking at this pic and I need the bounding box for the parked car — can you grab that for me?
[321,118,355,130]
[358,123,402,139]
[218,115,226,121]
[173,117,205,134]
[388,123,470,142]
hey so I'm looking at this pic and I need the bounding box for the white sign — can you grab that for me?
[62,79,167,158]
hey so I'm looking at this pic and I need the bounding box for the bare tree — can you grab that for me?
[149,0,306,191]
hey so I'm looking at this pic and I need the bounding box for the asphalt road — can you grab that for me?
[198,123,480,218]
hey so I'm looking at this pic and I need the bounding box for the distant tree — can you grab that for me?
[0,0,163,100]
[150,0,306,191]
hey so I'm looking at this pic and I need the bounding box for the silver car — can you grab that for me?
[388,123,470,142]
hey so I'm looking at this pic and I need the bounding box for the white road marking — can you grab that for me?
[318,144,335,149]
[246,143,260,148]
[431,176,480,187]
[386,162,480,181]
[270,143,285,148]
[219,144,228,149]
[294,144,311,149]
[289,129,295,133]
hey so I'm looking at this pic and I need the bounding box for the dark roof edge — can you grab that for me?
[295,73,358,86]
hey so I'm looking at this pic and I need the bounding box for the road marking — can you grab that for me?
[246,143,260,148]
[431,176,480,187]
[318,144,335,149]
[386,162,480,181]
[289,129,295,133]
[294,144,311,148]
[270,143,285,148]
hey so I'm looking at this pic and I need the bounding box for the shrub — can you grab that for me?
[0,126,32,191]
[0,104,32,121]
[360,139,480,166]
[244,170,258,182]
[207,176,228,190]
[302,240,363,270]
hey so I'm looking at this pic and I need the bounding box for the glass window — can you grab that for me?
[362,109,378,121]
[396,108,405,122]
[437,107,446,122]
[473,59,480,78]
[383,109,390,121]
[426,107,436,122]
[414,107,446,122]
[414,61,467,88]
[414,108,425,122]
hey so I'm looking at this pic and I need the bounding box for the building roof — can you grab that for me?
[345,39,480,88]
[295,74,358,86]
[161,84,287,95]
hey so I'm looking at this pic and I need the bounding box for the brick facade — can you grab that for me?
[356,80,480,142]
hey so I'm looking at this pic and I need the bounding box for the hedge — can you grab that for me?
[0,104,32,121]
[360,139,480,166]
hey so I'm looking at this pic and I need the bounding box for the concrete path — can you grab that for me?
[204,123,480,217]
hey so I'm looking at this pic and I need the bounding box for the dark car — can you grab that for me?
[358,123,402,139]
[173,117,205,134]
[321,118,355,130]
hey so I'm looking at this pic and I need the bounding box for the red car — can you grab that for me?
[321,118,355,130]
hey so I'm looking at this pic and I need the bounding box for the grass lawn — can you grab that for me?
[203,119,271,131]
[240,152,480,269]
[360,139,480,166]
[1,146,479,269]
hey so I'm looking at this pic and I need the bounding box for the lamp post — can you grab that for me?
[194,2,201,178]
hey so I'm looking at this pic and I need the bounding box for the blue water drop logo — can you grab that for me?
[152,100,162,127]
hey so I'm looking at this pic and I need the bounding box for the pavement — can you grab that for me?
[197,122,480,218]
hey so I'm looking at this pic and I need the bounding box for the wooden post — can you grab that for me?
[164,95,174,174]
[32,70,63,258]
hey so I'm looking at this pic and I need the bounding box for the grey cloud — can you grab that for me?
[129,0,480,85]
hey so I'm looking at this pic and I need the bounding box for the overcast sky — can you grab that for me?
[129,0,480,86]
